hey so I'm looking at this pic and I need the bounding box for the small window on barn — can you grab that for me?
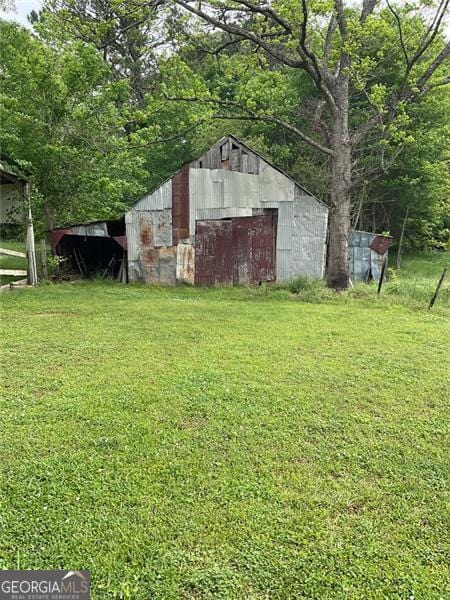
[199,160,203,168]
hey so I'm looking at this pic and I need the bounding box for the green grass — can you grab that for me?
[0,253,449,599]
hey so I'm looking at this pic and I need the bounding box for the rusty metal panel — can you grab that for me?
[134,210,172,248]
[172,167,189,243]
[125,209,173,282]
[194,216,274,286]
[232,215,275,284]
[370,235,393,255]
[176,242,195,284]
[189,169,327,282]
[158,247,177,284]
[135,244,176,284]
[50,228,70,251]
[113,236,127,250]
[195,219,233,285]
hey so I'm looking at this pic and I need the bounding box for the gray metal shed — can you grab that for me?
[349,230,393,282]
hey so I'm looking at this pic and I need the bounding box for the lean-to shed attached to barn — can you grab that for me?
[125,135,329,285]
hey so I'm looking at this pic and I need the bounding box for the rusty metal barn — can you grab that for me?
[126,135,328,285]
[51,135,392,285]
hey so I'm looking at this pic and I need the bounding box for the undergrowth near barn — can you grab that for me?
[0,253,448,599]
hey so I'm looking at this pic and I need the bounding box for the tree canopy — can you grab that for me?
[0,1,448,260]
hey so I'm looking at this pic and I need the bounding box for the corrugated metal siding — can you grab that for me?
[125,207,174,283]
[70,223,109,237]
[188,168,327,282]
[259,161,296,203]
[349,230,390,281]
[172,167,190,244]
[194,216,275,285]
[132,179,172,211]
[125,172,175,284]
[290,190,328,280]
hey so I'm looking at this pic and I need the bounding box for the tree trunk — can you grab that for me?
[326,80,352,290]
[43,200,54,232]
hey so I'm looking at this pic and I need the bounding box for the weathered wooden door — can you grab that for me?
[195,215,275,285]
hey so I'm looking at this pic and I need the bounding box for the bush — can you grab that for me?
[289,275,313,294]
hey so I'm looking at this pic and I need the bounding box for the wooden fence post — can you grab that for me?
[428,267,447,310]
[25,184,37,286]
[377,258,387,296]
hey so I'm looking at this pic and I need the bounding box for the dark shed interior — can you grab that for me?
[52,218,127,280]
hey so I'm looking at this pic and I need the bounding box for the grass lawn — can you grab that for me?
[0,253,449,598]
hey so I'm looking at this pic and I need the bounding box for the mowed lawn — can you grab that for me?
[0,258,449,598]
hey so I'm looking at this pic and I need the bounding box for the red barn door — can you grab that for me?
[195,215,275,285]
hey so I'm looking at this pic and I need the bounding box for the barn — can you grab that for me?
[51,135,392,285]
[125,135,328,285]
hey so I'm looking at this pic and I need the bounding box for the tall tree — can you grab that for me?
[167,0,449,289]
[0,19,148,231]
[32,0,165,105]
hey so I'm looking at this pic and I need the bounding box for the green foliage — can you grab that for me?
[288,275,313,294]
[0,19,148,229]
[1,0,448,250]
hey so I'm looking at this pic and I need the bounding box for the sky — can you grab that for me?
[1,0,449,34]
[0,0,42,27]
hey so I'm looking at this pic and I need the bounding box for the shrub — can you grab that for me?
[289,275,313,294]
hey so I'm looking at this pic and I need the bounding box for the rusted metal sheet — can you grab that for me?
[370,235,393,255]
[172,166,189,244]
[125,209,174,282]
[50,229,68,251]
[195,219,233,285]
[138,244,176,284]
[137,210,172,248]
[232,216,275,284]
[195,216,274,286]
[113,236,127,250]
